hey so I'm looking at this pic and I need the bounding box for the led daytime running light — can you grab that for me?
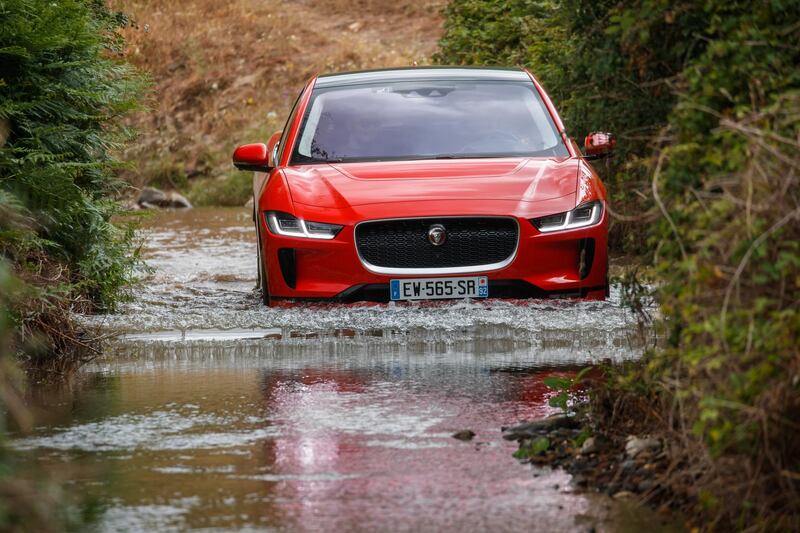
[531,201,603,233]
[265,212,342,240]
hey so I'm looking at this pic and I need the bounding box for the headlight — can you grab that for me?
[530,200,603,233]
[265,211,343,239]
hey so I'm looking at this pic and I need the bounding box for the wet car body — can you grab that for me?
[235,67,611,305]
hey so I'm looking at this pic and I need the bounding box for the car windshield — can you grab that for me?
[292,80,568,164]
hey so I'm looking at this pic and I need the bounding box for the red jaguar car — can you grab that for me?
[233,67,614,306]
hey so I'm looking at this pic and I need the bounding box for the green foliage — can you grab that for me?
[513,436,550,459]
[543,367,591,414]
[573,430,590,447]
[187,171,252,207]
[438,0,800,526]
[0,0,144,310]
[619,0,800,458]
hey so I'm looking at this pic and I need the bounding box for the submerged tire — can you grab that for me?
[255,214,271,307]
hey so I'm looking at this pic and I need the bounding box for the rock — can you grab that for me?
[502,415,578,440]
[637,480,655,492]
[452,430,476,441]
[555,428,578,438]
[165,192,192,208]
[137,187,192,209]
[620,459,637,473]
[137,187,166,205]
[625,436,661,458]
[580,437,597,455]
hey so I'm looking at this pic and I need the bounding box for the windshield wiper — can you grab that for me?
[303,157,343,163]
[432,153,497,160]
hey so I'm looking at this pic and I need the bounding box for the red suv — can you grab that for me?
[233,67,614,305]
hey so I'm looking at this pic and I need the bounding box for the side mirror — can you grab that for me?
[266,131,282,167]
[233,143,270,172]
[583,132,616,160]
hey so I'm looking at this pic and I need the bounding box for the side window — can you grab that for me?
[276,87,306,163]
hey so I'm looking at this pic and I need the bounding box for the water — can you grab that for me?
[80,209,643,345]
[14,208,669,532]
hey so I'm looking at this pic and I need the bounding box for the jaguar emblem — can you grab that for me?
[427,224,447,246]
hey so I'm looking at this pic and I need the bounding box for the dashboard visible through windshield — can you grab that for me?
[292,80,569,164]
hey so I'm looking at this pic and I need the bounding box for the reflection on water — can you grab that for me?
[13,208,667,532]
[19,344,648,532]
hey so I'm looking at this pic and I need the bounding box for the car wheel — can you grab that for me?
[255,211,271,307]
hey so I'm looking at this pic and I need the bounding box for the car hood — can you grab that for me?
[283,157,579,209]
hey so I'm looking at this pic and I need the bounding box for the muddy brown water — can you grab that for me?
[14,208,674,532]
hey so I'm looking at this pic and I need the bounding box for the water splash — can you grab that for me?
[79,208,654,352]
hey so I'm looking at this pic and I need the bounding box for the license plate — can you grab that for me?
[390,276,489,301]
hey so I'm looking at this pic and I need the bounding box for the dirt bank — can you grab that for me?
[113,0,445,204]
[504,404,691,529]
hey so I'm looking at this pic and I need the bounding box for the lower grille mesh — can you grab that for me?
[355,217,517,269]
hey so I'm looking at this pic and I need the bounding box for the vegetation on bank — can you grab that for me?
[437,0,800,528]
[1,0,143,359]
[1,0,144,528]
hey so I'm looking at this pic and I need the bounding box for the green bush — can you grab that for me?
[0,0,144,311]
[437,0,800,527]
[626,3,800,526]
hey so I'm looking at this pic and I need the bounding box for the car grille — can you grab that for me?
[355,217,518,270]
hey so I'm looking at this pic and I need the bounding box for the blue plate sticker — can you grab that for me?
[478,277,489,297]
[390,279,400,300]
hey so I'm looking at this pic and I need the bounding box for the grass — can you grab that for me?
[186,172,252,207]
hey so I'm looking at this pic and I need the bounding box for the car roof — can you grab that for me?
[315,66,530,88]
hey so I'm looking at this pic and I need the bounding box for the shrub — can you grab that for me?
[0,0,144,312]
[626,1,800,526]
[437,0,800,527]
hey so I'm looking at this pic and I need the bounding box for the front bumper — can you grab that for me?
[260,204,609,301]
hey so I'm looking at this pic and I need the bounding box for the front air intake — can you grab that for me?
[578,238,595,279]
[277,248,296,289]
